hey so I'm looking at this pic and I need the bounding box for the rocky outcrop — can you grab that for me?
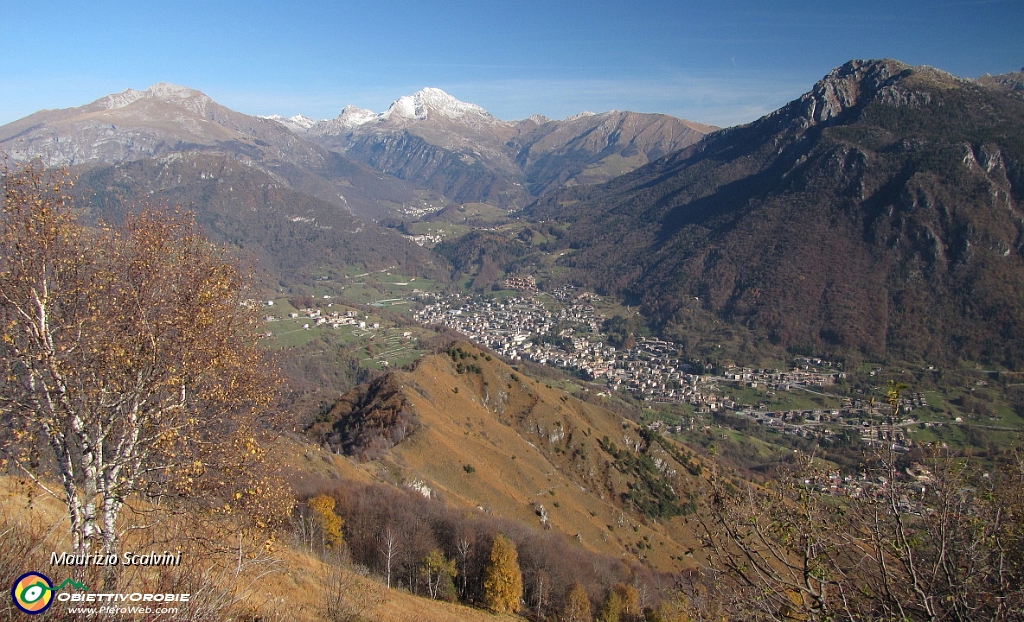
[313,374,421,460]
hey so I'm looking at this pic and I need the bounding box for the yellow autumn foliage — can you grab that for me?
[482,532,522,614]
[308,494,343,548]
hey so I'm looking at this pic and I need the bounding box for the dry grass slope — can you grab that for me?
[0,476,525,622]
[322,341,708,572]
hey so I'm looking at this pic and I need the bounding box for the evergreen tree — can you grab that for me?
[482,533,523,614]
[598,587,624,622]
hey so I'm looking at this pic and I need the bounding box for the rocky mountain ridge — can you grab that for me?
[1,82,309,167]
[976,68,1024,94]
[525,59,1024,367]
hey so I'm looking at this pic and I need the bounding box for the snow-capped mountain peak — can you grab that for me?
[292,88,498,136]
[381,87,492,121]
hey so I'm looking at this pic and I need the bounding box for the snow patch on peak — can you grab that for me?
[262,114,318,130]
[289,114,317,128]
[96,83,213,115]
[386,95,420,120]
[337,105,378,127]
[565,111,596,121]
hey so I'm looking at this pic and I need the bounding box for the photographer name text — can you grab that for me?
[50,551,182,567]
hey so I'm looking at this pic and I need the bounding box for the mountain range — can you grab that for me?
[0,83,713,218]
[4,60,1024,368]
[5,59,1024,621]
[289,87,714,208]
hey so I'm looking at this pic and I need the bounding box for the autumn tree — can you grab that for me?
[421,548,457,600]
[308,494,344,550]
[697,454,856,620]
[597,588,623,622]
[854,444,1024,621]
[561,581,593,622]
[482,532,523,614]
[0,161,284,586]
[644,593,694,622]
[600,583,640,622]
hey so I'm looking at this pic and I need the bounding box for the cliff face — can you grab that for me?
[341,130,528,208]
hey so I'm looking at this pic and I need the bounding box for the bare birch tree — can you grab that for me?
[379,527,398,589]
[0,162,282,587]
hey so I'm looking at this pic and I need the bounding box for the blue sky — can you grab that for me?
[1,0,1021,128]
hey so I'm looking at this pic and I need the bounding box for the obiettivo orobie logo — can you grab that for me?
[11,572,86,615]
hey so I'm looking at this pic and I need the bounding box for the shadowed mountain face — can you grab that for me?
[69,153,448,285]
[528,60,1024,367]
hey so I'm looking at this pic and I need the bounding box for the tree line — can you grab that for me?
[295,479,683,621]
